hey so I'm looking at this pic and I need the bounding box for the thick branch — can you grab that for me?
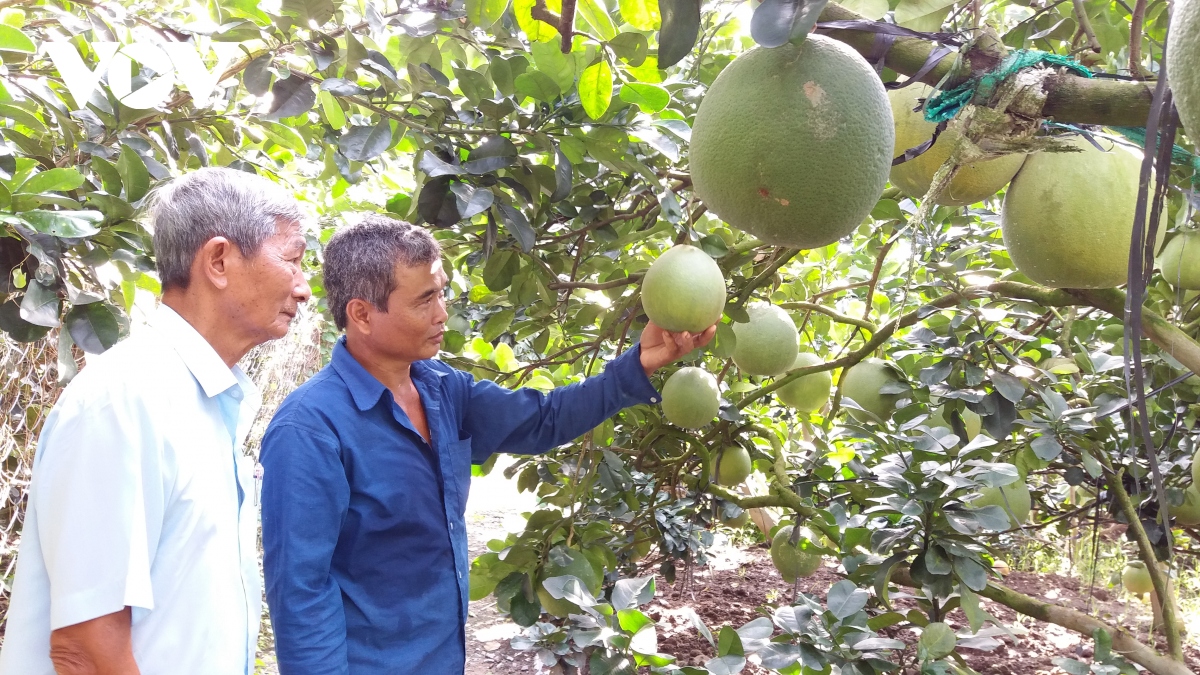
[817,2,1157,126]
[549,274,643,291]
[779,302,878,332]
[892,568,1194,675]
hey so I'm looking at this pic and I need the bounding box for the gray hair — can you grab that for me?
[148,167,307,289]
[323,214,441,330]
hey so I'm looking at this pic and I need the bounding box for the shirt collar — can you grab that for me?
[153,304,246,399]
[331,336,447,412]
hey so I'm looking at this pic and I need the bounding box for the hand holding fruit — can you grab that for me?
[639,321,716,376]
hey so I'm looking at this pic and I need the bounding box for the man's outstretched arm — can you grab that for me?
[462,322,715,461]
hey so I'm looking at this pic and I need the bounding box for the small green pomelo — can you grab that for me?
[841,358,903,422]
[1174,486,1200,527]
[888,85,1025,206]
[918,622,957,660]
[711,445,753,486]
[1159,231,1200,290]
[732,305,799,376]
[538,547,602,617]
[777,352,832,412]
[1167,0,1200,143]
[642,244,727,332]
[1122,561,1154,596]
[689,35,893,249]
[720,509,750,528]
[973,481,1031,527]
[661,367,720,429]
[1001,136,1166,288]
[769,525,823,583]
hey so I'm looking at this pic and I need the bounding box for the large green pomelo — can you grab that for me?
[661,367,720,428]
[711,445,753,486]
[1001,136,1165,288]
[769,525,823,583]
[732,305,799,376]
[1160,231,1200,290]
[1194,448,1200,488]
[1122,561,1153,596]
[642,245,727,332]
[720,509,750,528]
[538,547,602,617]
[918,622,958,660]
[888,85,1025,206]
[974,481,1031,527]
[689,35,893,249]
[777,352,832,412]
[841,358,903,422]
[1175,486,1200,527]
[1168,0,1200,143]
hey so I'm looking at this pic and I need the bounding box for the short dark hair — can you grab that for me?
[323,214,441,330]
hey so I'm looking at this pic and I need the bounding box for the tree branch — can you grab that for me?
[891,567,1195,675]
[548,274,644,291]
[817,2,1158,126]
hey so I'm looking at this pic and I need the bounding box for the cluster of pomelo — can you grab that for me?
[687,34,1200,292]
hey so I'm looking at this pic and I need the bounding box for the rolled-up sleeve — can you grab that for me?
[462,343,659,463]
[260,422,351,675]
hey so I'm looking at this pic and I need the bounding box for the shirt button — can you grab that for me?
[650,397,658,403]
[449,523,454,530]
[458,572,462,579]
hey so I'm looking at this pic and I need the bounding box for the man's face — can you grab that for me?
[365,257,449,362]
[225,219,311,343]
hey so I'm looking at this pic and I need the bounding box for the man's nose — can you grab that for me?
[294,275,313,303]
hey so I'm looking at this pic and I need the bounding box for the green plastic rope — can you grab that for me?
[923,49,1093,123]
[1110,126,1200,188]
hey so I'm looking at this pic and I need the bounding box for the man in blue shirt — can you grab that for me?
[260,214,716,674]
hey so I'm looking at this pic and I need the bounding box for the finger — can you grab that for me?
[696,325,718,347]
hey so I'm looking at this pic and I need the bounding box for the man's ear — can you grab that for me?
[345,298,374,336]
[194,236,236,290]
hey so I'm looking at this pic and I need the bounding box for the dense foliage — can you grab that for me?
[0,0,1197,672]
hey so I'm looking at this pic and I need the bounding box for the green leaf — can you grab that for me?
[259,120,309,154]
[619,82,669,113]
[577,0,617,40]
[0,24,35,53]
[960,586,985,633]
[116,145,150,203]
[19,168,85,195]
[0,299,49,341]
[90,157,123,195]
[513,0,562,42]
[826,580,869,619]
[264,77,316,120]
[579,61,614,120]
[550,146,573,202]
[609,32,649,66]
[894,0,955,30]
[751,0,830,48]
[19,281,59,327]
[318,90,346,128]
[482,308,515,341]
[339,120,392,162]
[716,626,743,657]
[20,210,103,237]
[496,203,535,251]
[619,0,660,30]
[467,0,510,27]
[658,0,701,68]
[514,71,561,102]
[243,55,274,96]
[65,302,120,353]
[531,41,577,93]
[838,0,888,18]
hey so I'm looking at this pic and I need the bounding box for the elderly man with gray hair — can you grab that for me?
[0,167,311,675]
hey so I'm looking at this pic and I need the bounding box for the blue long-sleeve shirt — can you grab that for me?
[260,337,659,674]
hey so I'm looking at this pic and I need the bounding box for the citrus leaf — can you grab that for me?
[495,203,535,251]
[264,77,316,120]
[577,0,617,40]
[514,71,561,101]
[826,580,869,619]
[751,0,830,48]
[319,90,346,128]
[467,0,510,27]
[116,145,149,202]
[550,146,573,202]
[259,120,308,154]
[20,209,103,237]
[513,0,562,42]
[579,60,613,120]
[619,82,669,112]
[454,185,495,219]
[658,0,701,68]
[65,301,120,353]
[0,299,49,341]
[609,32,649,66]
[243,54,274,95]
[0,24,35,53]
[19,281,59,327]
[339,120,392,162]
[19,168,85,195]
[619,0,660,30]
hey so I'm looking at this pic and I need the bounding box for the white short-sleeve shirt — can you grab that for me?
[0,305,262,675]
